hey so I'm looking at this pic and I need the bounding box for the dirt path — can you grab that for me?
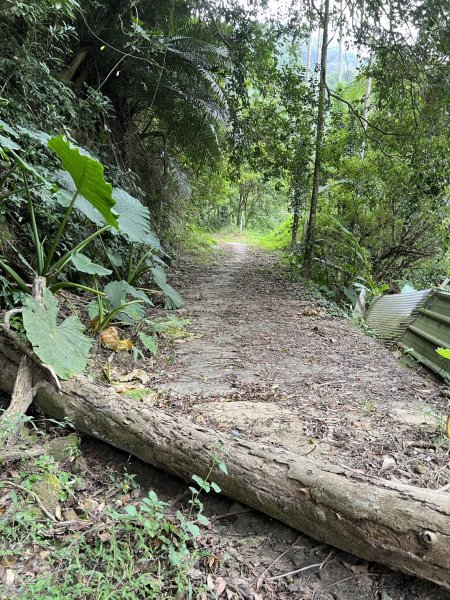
[160,242,449,490]
[88,242,450,599]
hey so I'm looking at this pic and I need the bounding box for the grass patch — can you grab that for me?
[215,217,294,252]
[0,415,226,599]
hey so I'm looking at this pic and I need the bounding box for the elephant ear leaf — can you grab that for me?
[71,251,112,276]
[48,135,118,228]
[112,187,158,244]
[150,266,185,310]
[23,288,93,379]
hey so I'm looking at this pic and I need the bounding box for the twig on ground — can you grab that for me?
[1,480,57,522]
[304,443,317,456]
[211,508,252,522]
[225,580,252,600]
[268,550,334,581]
[257,535,301,585]
[315,380,347,388]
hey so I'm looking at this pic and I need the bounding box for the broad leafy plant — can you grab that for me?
[22,288,92,379]
[88,280,153,332]
[0,122,119,294]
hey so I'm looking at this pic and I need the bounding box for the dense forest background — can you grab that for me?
[0,0,449,308]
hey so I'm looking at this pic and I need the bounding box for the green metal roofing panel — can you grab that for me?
[401,289,450,381]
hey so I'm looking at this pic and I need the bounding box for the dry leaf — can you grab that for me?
[207,574,215,591]
[215,577,227,597]
[89,316,101,331]
[99,326,120,348]
[116,339,133,351]
[99,327,133,351]
[0,557,16,568]
[342,560,370,574]
[118,369,150,385]
[4,569,15,585]
[114,382,144,394]
[98,531,111,543]
[380,456,396,473]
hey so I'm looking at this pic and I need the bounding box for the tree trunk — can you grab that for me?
[337,0,343,83]
[360,55,373,159]
[315,2,323,79]
[303,0,330,272]
[0,344,450,589]
[291,185,302,249]
[306,30,313,82]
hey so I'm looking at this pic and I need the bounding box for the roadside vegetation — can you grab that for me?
[0,0,449,596]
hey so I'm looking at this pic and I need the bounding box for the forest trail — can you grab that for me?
[162,242,449,489]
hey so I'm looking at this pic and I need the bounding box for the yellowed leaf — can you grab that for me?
[114,382,144,394]
[118,369,150,385]
[115,339,133,351]
[99,326,120,348]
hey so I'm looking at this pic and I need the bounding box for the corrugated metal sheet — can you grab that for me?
[365,289,432,343]
[401,289,450,381]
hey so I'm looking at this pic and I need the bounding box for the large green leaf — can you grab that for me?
[151,265,185,310]
[0,118,19,139]
[102,280,153,324]
[54,176,161,249]
[54,174,104,225]
[48,136,118,228]
[22,288,92,379]
[0,133,21,152]
[139,332,158,355]
[105,280,153,306]
[112,187,156,244]
[70,252,112,276]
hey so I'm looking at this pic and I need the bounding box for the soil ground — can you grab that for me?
[159,242,450,490]
[3,242,449,599]
[86,242,450,599]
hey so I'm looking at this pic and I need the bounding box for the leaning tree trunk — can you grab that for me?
[303,0,330,272]
[0,343,450,589]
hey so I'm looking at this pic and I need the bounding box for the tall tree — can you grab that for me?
[337,0,343,83]
[303,0,330,271]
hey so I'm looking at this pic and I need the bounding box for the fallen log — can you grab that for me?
[1,343,450,589]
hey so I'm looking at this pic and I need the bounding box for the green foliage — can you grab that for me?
[70,252,112,277]
[22,288,92,379]
[111,188,156,245]
[139,332,158,356]
[437,348,450,361]
[147,316,191,339]
[89,281,153,331]
[0,128,117,293]
[150,265,185,310]
[48,136,118,228]
[244,217,294,251]
[0,429,228,599]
